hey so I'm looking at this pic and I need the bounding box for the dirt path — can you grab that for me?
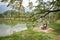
[55,35,60,40]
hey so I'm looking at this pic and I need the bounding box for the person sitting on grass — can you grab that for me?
[40,23,47,30]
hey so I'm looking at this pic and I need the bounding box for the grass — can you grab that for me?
[0,19,60,40]
[0,29,55,40]
[0,23,57,40]
[48,20,60,35]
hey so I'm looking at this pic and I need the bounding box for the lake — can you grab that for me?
[0,24,27,36]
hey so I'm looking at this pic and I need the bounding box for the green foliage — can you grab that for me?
[0,0,60,40]
[48,20,60,35]
[0,14,4,18]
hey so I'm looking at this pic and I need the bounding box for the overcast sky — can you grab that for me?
[22,0,38,7]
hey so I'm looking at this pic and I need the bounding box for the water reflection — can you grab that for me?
[0,24,27,36]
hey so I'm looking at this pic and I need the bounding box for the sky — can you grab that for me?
[0,2,12,14]
[22,0,38,7]
[0,0,52,14]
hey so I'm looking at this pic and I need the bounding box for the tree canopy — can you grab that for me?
[0,0,60,23]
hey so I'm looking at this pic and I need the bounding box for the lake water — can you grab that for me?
[0,24,27,36]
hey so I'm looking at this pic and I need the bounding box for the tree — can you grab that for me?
[33,0,60,22]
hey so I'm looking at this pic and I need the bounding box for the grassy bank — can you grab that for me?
[0,29,55,40]
[48,20,60,35]
[0,20,60,40]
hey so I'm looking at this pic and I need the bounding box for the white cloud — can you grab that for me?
[22,0,38,7]
[43,0,53,2]
[22,0,29,7]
